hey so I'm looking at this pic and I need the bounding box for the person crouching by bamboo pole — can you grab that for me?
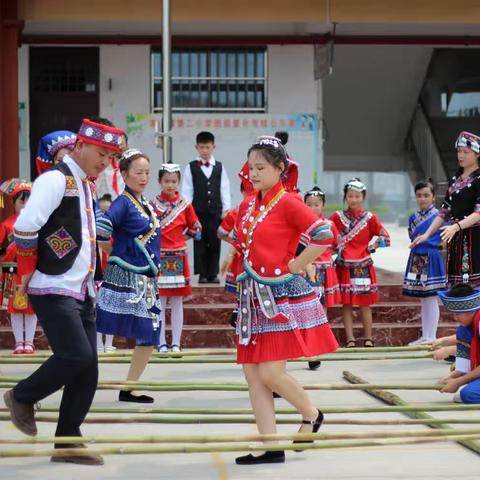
[438,284,480,404]
[96,148,162,404]
[232,136,339,465]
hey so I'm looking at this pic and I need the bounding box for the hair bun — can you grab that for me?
[274,131,289,146]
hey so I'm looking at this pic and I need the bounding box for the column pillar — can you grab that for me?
[1,0,21,180]
[0,0,22,219]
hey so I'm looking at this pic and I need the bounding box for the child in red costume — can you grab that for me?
[303,187,341,308]
[151,164,201,353]
[330,178,390,348]
[0,179,37,354]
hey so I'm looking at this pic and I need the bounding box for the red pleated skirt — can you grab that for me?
[236,276,339,364]
[336,263,379,306]
[312,263,342,308]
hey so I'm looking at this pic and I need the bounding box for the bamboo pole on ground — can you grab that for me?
[2,413,479,426]
[2,427,480,445]
[2,434,480,459]
[0,353,434,364]
[0,380,444,392]
[2,403,478,416]
[342,370,480,456]
[0,345,431,359]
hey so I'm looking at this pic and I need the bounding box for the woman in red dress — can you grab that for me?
[150,164,201,353]
[330,178,390,348]
[233,136,338,465]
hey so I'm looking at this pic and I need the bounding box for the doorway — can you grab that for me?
[29,47,99,176]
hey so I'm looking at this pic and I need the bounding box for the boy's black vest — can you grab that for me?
[189,160,223,216]
[37,162,102,279]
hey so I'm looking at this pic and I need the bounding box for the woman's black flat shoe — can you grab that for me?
[293,409,324,451]
[235,451,285,465]
[118,390,154,403]
[308,361,321,370]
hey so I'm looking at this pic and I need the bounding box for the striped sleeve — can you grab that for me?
[305,219,334,246]
[96,209,114,242]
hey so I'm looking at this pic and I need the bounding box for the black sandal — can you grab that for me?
[364,339,375,348]
[293,409,324,451]
[345,340,356,348]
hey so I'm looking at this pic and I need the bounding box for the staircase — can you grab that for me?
[0,271,457,350]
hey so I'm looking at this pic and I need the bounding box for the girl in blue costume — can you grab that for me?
[404,179,446,344]
[96,148,161,403]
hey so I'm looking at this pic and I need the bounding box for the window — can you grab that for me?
[151,48,267,112]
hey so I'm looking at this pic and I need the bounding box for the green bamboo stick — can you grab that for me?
[1,434,480,459]
[2,403,478,416]
[2,427,480,445]
[0,380,443,392]
[0,345,431,359]
[343,370,480,456]
[0,353,433,364]
[2,413,479,426]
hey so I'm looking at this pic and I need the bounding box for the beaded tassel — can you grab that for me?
[462,234,470,283]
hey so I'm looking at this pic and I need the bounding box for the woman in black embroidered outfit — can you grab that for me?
[412,132,480,287]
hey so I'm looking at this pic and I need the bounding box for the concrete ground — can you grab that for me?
[0,350,479,480]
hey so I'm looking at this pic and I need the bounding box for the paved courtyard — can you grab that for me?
[0,350,479,480]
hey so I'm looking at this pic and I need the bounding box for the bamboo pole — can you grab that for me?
[343,370,480,456]
[0,380,443,392]
[1,434,480,459]
[2,403,477,416]
[0,345,430,359]
[2,427,480,445]
[2,413,479,426]
[0,353,433,364]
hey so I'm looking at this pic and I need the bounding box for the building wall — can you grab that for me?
[323,45,433,172]
[18,0,480,23]
[99,45,150,131]
[98,44,319,127]
[17,43,321,177]
[268,45,317,113]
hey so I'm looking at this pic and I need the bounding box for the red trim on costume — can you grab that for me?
[471,311,480,370]
[111,158,120,195]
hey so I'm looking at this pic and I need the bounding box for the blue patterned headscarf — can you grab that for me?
[35,130,77,174]
[438,289,480,312]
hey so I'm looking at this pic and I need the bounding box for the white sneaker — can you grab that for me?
[158,344,169,353]
[408,337,426,346]
[171,345,181,353]
[105,346,117,353]
[97,345,105,353]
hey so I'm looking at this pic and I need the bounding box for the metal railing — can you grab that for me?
[409,103,448,185]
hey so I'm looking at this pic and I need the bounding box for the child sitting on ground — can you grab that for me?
[437,284,480,403]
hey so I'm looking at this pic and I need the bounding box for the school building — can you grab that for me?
[1,1,480,214]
